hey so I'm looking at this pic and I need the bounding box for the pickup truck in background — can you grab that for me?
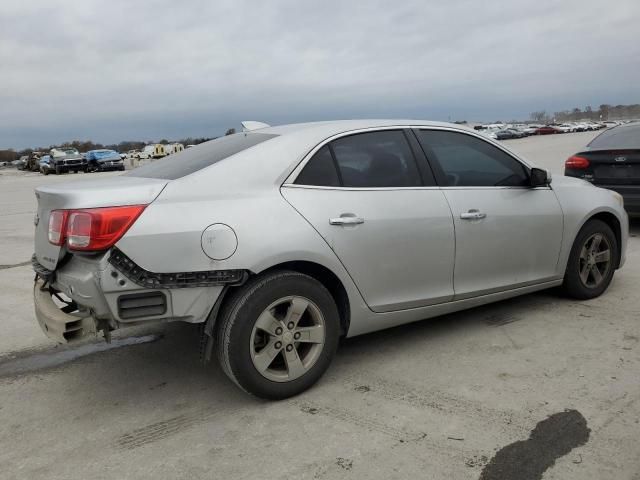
[49,147,86,174]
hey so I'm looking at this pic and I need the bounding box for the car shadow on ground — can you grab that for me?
[3,287,566,407]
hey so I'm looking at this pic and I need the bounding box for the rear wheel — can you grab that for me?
[216,271,340,399]
[562,219,617,299]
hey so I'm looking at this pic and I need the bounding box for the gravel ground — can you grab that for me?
[0,131,638,480]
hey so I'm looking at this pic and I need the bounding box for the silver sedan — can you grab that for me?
[32,120,628,398]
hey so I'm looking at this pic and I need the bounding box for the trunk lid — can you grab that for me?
[34,176,168,270]
[579,149,640,185]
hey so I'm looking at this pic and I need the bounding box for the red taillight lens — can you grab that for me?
[565,155,590,169]
[66,205,146,251]
[50,205,146,250]
[48,210,68,245]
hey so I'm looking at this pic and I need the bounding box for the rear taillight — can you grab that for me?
[67,211,93,249]
[565,155,590,169]
[48,205,146,251]
[48,210,68,245]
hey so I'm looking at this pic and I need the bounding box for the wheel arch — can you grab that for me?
[582,211,622,268]
[202,259,352,363]
[258,260,351,337]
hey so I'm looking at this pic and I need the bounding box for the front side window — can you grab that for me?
[415,130,529,187]
[296,130,421,188]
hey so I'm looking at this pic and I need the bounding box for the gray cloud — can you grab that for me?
[1,0,639,148]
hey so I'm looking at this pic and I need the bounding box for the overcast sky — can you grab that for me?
[1,0,639,149]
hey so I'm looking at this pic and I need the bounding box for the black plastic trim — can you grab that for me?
[108,248,248,289]
[118,291,167,319]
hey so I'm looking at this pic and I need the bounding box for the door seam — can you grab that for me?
[278,187,375,313]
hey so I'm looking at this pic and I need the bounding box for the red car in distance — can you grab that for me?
[534,125,562,135]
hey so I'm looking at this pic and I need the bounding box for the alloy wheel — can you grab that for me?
[578,233,612,288]
[250,296,325,382]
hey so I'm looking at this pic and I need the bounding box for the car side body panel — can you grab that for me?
[442,186,564,299]
[33,120,629,343]
[281,185,456,312]
[116,179,372,331]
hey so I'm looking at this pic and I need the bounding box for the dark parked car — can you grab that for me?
[534,125,562,135]
[565,122,640,215]
[495,128,527,140]
[85,149,125,172]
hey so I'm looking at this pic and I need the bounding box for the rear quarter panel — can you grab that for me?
[117,181,371,331]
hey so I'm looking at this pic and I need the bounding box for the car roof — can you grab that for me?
[260,119,467,137]
[141,119,532,192]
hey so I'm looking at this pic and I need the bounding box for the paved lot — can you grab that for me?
[0,132,639,479]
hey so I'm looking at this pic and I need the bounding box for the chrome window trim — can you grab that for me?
[281,184,441,192]
[280,184,549,192]
[283,125,534,188]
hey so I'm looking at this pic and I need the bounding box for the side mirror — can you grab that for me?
[530,167,551,187]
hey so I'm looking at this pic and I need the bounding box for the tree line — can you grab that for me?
[530,103,640,123]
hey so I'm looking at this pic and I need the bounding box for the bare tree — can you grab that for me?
[530,111,547,123]
[585,106,593,120]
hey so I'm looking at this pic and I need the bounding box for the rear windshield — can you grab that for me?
[93,150,118,158]
[588,124,640,150]
[127,132,278,180]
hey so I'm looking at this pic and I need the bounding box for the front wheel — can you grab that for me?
[562,219,618,299]
[216,271,340,399]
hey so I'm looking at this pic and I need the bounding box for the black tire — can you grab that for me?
[562,219,618,299]
[42,168,49,176]
[216,271,340,400]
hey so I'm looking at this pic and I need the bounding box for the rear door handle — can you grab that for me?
[460,209,487,220]
[329,214,365,226]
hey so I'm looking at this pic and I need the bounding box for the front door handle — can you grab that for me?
[329,214,365,226]
[460,209,487,220]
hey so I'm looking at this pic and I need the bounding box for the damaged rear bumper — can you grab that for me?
[33,278,97,343]
[31,249,234,344]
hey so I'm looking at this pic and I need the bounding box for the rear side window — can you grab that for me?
[415,130,529,187]
[127,132,278,180]
[295,145,340,186]
[296,130,421,188]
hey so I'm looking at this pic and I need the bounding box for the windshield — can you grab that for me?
[127,132,278,180]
